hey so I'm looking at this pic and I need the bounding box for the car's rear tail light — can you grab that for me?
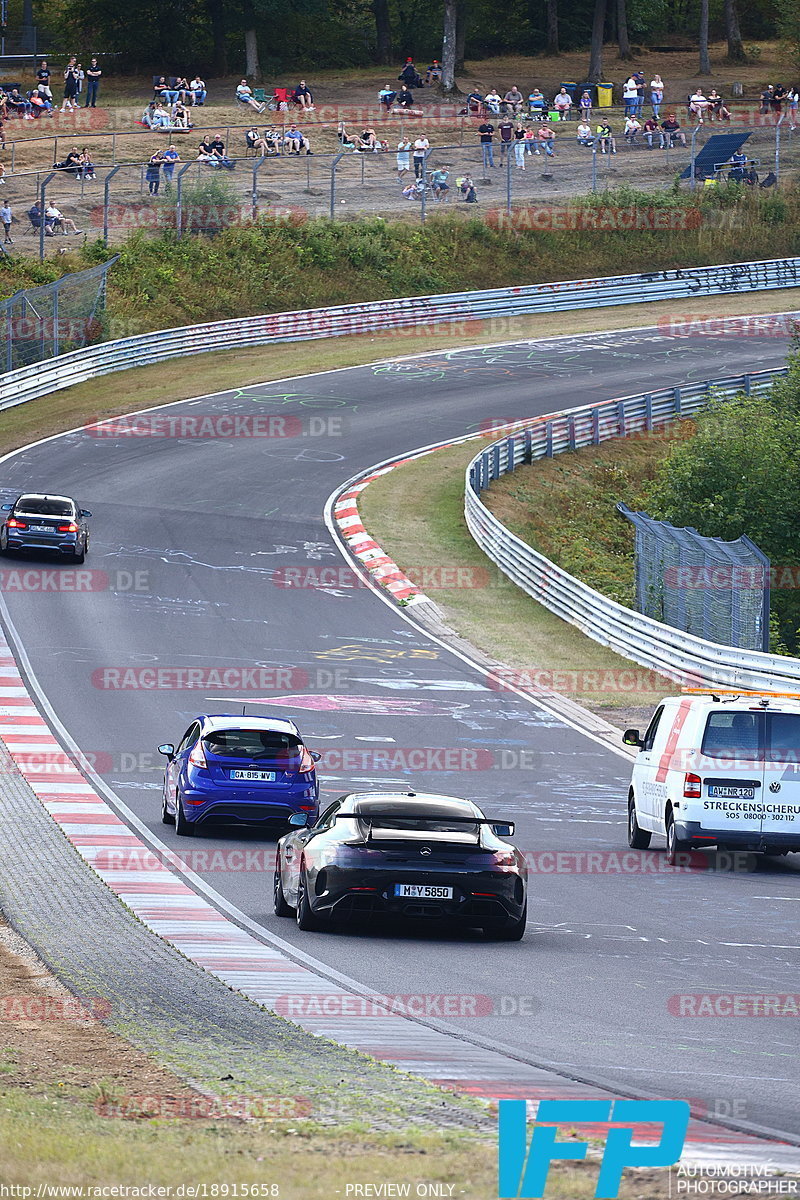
[683,773,702,798]
[6,518,26,529]
[471,891,498,897]
[349,887,377,892]
[188,742,208,770]
[298,746,315,774]
[57,522,79,533]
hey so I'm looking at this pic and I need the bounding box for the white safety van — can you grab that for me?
[624,692,800,863]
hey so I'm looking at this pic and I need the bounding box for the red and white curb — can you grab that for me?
[0,631,797,1167]
[333,460,430,604]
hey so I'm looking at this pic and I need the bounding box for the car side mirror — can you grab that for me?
[623,729,643,748]
[310,751,321,762]
[288,812,309,827]
[492,822,514,837]
[80,509,92,518]
[1,503,13,511]
[158,743,175,759]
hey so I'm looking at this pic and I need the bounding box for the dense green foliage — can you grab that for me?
[647,352,800,652]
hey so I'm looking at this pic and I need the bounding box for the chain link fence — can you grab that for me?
[0,258,116,370]
[618,503,770,652]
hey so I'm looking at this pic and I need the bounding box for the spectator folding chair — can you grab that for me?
[269,86,291,111]
[253,88,266,104]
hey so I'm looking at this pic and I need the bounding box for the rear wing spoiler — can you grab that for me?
[336,814,515,839]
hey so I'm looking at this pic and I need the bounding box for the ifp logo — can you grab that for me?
[498,1099,689,1198]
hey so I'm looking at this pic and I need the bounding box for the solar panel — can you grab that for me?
[680,131,753,179]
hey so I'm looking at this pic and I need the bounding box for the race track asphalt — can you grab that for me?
[1,324,798,1140]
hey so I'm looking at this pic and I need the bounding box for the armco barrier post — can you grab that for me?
[103,164,123,246]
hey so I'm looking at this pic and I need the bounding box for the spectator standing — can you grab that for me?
[787,87,798,130]
[75,64,85,99]
[478,119,495,168]
[623,76,638,117]
[513,122,526,167]
[0,201,12,243]
[62,59,79,111]
[553,87,572,120]
[162,144,179,186]
[498,115,514,160]
[396,138,411,175]
[36,61,52,100]
[760,86,774,115]
[650,74,664,118]
[633,71,645,116]
[772,84,787,116]
[146,151,164,195]
[412,134,429,177]
[84,59,101,107]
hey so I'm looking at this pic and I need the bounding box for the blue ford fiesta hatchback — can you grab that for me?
[158,715,321,836]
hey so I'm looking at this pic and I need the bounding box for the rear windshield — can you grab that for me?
[16,497,73,517]
[354,799,479,834]
[202,730,302,760]
[701,711,800,763]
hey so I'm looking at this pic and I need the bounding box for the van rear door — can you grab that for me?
[698,709,763,835]
[761,711,800,845]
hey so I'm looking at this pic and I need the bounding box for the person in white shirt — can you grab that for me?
[576,121,594,145]
[484,88,501,113]
[690,91,709,122]
[624,115,641,142]
[190,76,207,105]
[412,135,429,178]
[45,203,81,234]
[650,74,664,117]
[553,88,572,120]
[623,76,638,116]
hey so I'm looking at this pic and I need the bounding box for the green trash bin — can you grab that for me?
[596,82,614,108]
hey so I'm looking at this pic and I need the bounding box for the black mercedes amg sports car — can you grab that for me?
[273,790,527,940]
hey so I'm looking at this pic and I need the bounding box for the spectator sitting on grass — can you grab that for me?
[431,166,449,199]
[459,173,477,202]
[379,85,396,110]
[528,88,547,117]
[45,202,82,234]
[171,100,191,128]
[284,124,312,155]
[624,115,641,143]
[197,137,219,165]
[503,85,524,114]
[359,126,379,150]
[596,121,616,153]
[6,88,33,118]
[294,80,314,109]
[210,133,236,168]
[576,121,594,145]
[236,80,265,113]
[151,101,171,129]
[660,113,686,146]
[396,84,420,112]
[79,146,96,178]
[63,145,83,174]
[642,117,663,147]
[484,87,501,113]
[553,88,572,120]
[402,177,426,200]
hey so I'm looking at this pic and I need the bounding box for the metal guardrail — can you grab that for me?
[463,367,800,693]
[2,256,800,412]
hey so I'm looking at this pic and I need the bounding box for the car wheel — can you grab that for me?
[160,787,175,825]
[666,810,688,866]
[628,796,651,849]
[174,793,194,837]
[273,861,294,916]
[489,902,527,941]
[296,866,324,931]
[73,544,86,564]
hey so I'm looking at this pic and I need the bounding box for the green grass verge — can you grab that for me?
[358,440,671,717]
